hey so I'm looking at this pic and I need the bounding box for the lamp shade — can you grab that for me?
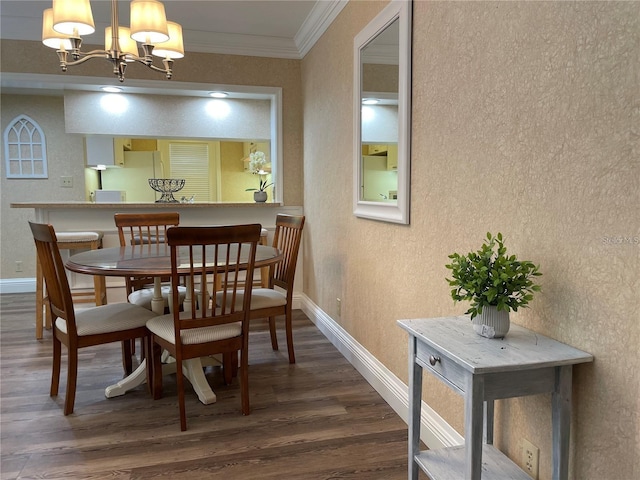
[42,8,73,50]
[152,21,184,59]
[52,0,95,36]
[130,0,169,44]
[105,26,139,60]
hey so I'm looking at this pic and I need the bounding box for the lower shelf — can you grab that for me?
[415,444,531,480]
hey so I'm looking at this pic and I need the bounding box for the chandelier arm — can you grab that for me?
[145,58,174,79]
[61,51,110,66]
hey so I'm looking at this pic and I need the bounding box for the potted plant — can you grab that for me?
[445,232,542,338]
[245,151,273,202]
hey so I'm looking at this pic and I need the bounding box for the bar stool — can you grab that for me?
[35,231,108,339]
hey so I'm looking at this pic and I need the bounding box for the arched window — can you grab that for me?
[4,115,48,179]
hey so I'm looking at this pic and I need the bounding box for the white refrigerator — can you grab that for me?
[101,151,164,202]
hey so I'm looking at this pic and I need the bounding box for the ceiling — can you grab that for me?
[0,0,347,96]
[0,0,347,59]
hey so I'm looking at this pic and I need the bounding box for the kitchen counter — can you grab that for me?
[12,201,300,247]
[13,201,303,293]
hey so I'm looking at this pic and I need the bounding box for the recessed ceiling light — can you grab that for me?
[362,98,379,105]
[101,86,122,93]
[209,91,229,98]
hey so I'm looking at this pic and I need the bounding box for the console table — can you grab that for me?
[398,317,593,480]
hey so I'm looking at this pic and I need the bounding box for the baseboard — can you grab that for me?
[0,278,36,295]
[298,293,463,450]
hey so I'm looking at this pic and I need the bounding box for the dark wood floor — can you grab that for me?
[0,293,411,480]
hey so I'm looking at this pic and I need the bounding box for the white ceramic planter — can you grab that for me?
[472,305,510,338]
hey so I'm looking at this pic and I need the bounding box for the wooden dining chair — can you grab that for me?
[216,214,305,364]
[29,222,158,416]
[146,224,262,431]
[114,212,181,312]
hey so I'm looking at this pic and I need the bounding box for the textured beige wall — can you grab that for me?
[1,41,303,280]
[302,1,639,479]
[1,94,87,280]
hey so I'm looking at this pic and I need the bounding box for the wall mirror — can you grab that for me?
[353,0,411,224]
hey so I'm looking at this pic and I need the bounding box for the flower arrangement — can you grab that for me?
[445,232,542,319]
[246,151,273,192]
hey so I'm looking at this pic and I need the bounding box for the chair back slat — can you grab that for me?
[114,212,180,293]
[270,214,305,291]
[167,225,261,344]
[29,222,78,337]
[115,212,179,246]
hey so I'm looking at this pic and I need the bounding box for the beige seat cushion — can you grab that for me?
[215,288,286,310]
[55,303,157,336]
[128,285,187,310]
[55,231,103,243]
[146,312,241,345]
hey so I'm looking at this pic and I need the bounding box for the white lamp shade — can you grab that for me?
[42,8,73,50]
[130,0,169,44]
[52,0,95,36]
[105,26,139,60]
[152,21,184,59]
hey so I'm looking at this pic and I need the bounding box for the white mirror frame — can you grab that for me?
[353,0,411,224]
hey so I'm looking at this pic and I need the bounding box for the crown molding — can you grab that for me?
[295,0,349,58]
[1,0,348,60]
[182,30,301,59]
[182,0,347,59]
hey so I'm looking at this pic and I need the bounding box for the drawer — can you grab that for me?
[416,342,466,394]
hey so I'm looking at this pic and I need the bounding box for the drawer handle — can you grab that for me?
[429,355,441,366]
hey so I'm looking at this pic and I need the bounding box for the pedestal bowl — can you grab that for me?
[148,178,185,203]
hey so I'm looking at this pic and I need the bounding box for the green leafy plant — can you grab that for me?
[245,178,273,192]
[445,232,542,319]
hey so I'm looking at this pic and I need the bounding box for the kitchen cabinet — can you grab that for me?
[85,137,131,167]
[367,144,388,155]
[113,138,132,166]
[85,137,118,167]
[398,317,593,480]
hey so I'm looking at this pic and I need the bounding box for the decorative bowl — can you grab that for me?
[148,178,185,203]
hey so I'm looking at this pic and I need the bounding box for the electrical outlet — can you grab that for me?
[337,298,341,317]
[522,438,539,479]
[60,176,73,188]
[15,261,23,272]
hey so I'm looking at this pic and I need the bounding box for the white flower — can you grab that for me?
[248,151,267,174]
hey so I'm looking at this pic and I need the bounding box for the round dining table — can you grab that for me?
[66,243,282,405]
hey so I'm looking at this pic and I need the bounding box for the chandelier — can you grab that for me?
[42,0,184,82]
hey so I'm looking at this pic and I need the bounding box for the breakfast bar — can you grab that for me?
[11,202,303,291]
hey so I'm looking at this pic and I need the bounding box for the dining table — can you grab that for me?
[65,241,282,405]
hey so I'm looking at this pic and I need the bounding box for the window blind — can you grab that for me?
[169,143,210,201]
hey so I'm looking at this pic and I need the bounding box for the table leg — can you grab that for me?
[151,277,164,315]
[183,276,193,312]
[104,357,219,405]
[105,359,148,398]
[484,399,494,445]
[552,365,573,480]
[465,374,485,480]
[408,336,422,480]
[158,358,218,405]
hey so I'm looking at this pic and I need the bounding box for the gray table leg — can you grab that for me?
[465,374,485,480]
[408,336,422,480]
[484,399,494,445]
[552,365,572,480]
